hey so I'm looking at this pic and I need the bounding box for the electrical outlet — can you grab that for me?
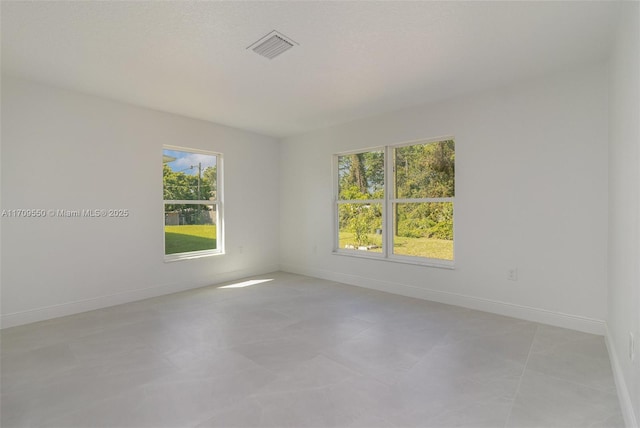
[238,246,244,254]
[507,268,518,281]
[630,332,635,362]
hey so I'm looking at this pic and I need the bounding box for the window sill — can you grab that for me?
[164,250,224,263]
[332,250,455,270]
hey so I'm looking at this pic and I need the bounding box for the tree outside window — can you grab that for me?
[335,139,454,262]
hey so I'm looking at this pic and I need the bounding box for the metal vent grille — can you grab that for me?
[248,31,297,60]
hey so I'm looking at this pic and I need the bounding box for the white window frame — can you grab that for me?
[163,145,224,262]
[333,146,385,261]
[333,136,454,268]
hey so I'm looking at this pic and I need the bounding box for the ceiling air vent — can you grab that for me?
[248,31,298,60]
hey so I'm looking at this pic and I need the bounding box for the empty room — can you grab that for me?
[1,1,639,427]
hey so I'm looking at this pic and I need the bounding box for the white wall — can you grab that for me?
[0,76,280,327]
[607,4,640,426]
[280,63,609,334]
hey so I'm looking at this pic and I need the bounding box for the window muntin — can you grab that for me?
[334,139,454,265]
[163,147,223,260]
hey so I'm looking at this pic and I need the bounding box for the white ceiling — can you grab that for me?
[1,1,622,138]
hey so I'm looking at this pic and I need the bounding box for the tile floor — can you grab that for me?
[1,272,623,427]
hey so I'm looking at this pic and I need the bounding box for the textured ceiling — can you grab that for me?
[1,1,622,138]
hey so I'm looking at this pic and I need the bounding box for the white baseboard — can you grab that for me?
[280,263,606,335]
[606,326,639,428]
[0,264,280,329]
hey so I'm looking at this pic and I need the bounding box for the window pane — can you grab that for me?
[165,204,217,254]
[163,149,217,201]
[393,202,453,260]
[338,151,384,200]
[338,203,383,253]
[394,140,455,199]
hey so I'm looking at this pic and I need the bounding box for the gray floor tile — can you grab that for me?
[0,272,624,428]
[526,325,617,394]
[507,369,623,428]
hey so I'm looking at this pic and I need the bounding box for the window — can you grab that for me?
[163,146,223,260]
[337,150,385,253]
[334,138,454,266]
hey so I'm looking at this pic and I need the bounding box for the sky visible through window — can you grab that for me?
[163,149,216,175]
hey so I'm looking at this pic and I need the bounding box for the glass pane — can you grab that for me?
[337,203,383,253]
[338,151,384,200]
[394,140,455,198]
[165,204,217,254]
[393,202,453,260]
[163,149,217,201]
